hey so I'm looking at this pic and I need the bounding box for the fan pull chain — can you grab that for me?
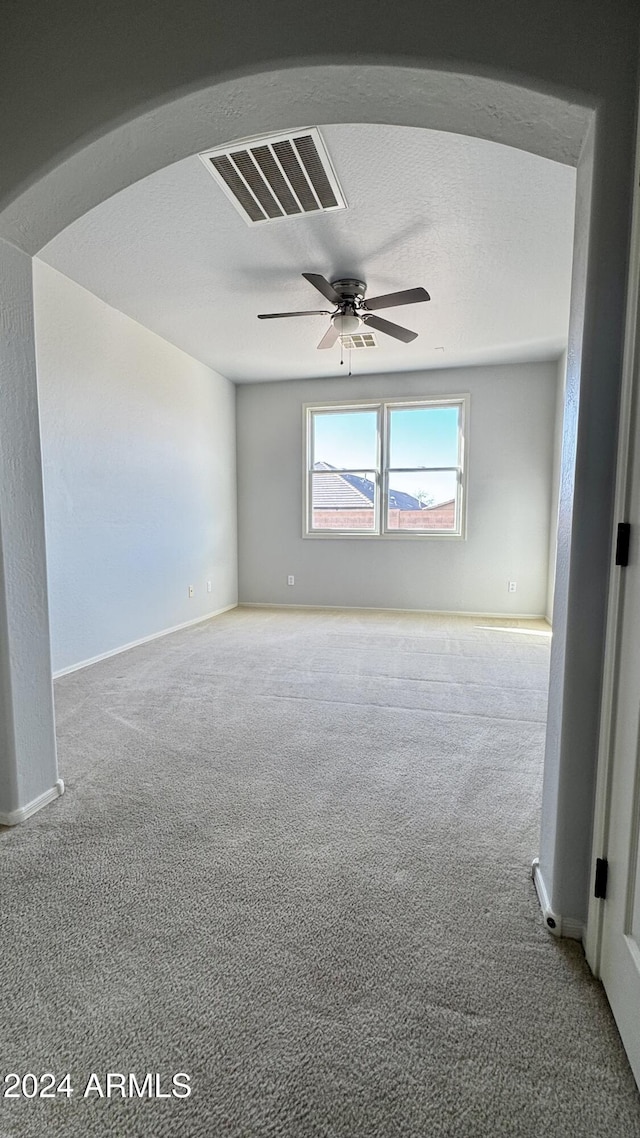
[348,349,352,377]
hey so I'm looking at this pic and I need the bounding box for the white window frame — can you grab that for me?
[304,395,468,539]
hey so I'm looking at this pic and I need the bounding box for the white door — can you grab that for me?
[600,496,640,1085]
[594,96,640,1085]
[598,207,640,1080]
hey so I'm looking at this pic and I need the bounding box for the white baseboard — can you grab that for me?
[53,603,238,678]
[239,602,547,620]
[0,778,65,827]
[531,857,584,941]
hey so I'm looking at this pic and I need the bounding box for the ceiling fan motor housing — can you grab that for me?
[331,279,367,306]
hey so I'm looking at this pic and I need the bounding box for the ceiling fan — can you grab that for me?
[257,273,430,349]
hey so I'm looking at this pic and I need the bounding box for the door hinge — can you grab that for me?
[594,857,608,900]
[615,522,631,566]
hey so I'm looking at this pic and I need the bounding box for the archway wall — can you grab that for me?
[0,0,638,923]
[0,240,58,821]
[0,0,635,221]
[0,66,590,254]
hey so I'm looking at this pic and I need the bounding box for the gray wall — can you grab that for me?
[34,262,238,674]
[238,363,558,615]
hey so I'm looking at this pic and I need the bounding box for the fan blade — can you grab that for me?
[362,314,418,343]
[365,286,430,311]
[257,309,331,319]
[317,324,340,350]
[302,273,342,305]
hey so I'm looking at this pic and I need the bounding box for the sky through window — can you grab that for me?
[312,405,460,503]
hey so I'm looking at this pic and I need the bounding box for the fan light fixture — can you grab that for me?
[331,311,361,335]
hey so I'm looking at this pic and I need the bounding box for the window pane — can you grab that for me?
[386,470,458,531]
[312,410,378,469]
[388,405,459,468]
[311,470,377,531]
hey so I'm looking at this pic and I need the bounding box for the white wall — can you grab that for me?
[34,261,237,674]
[546,352,567,623]
[237,362,557,615]
[0,241,58,820]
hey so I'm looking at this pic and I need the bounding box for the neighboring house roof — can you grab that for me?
[313,462,374,509]
[313,461,424,510]
[388,485,424,510]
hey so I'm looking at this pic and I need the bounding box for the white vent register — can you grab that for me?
[198,129,347,225]
[340,332,378,350]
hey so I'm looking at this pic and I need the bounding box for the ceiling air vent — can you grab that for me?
[340,332,378,350]
[198,129,347,226]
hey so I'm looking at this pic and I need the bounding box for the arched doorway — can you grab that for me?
[0,51,629,941]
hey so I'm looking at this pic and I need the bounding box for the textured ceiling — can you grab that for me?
[38,124,576,383]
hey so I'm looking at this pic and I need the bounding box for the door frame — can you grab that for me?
[585,93,640,976]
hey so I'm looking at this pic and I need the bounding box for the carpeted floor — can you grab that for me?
[2,606,640,1137]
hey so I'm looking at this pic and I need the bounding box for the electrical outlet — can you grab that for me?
[508,581,517,593]
[287,575,295,586]
[188,585,194,598]
[206,580,212,593]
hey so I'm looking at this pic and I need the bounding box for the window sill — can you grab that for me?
[303,530,466,540]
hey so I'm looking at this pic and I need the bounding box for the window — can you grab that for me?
[305,397,467,537]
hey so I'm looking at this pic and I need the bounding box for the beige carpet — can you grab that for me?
[1,606,639,1137]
